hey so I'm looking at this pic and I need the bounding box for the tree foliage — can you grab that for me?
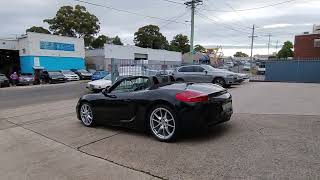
[112,36,123,45]
[277,41,294,59]
[134,25,169,49]
[91,35,124,48]
[44,5,100,46]
[26,26,51,34]
[234,51,249,57]
[91,35,111,49]
[194,44,206,53]
[169,34,190,53]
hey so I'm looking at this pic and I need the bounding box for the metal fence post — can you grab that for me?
[111,58,116,84]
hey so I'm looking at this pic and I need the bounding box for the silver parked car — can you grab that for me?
[173,64,244,88]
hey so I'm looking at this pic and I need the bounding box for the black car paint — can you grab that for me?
[77,76,232,131]
[0,74,10,88]
[40,71,67,84]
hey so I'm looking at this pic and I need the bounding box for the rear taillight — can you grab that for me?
[176,90,209,103]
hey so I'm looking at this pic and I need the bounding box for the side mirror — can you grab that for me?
[204,70,208,75]
[102,86,111,94]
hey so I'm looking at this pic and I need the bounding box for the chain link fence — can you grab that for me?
[110,59,180,83]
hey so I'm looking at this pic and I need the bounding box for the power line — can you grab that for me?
[197,12,250,35]
[159,0,185,5]
[160,9,189,29]
[201,0,297,12]
[74,0,189,25]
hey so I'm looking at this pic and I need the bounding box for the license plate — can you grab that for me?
[222,102,232,111]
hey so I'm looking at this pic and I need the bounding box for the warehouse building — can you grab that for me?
[0,32,85,76]
[85,44,182,71]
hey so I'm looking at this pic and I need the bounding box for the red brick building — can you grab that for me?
[294,33,320,59]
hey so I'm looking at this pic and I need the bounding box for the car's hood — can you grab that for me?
[88,79,112,86]
[212,69,237,75]
[51,75,65,79]
[81,73,92,76]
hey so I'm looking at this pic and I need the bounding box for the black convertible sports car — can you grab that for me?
[76,75,233,142]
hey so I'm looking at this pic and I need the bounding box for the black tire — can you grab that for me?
[79,102,96,127]
[213,77,226,88]
[148,104,180,142]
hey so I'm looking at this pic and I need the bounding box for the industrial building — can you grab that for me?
[0,32,85,76]
[85,44,182,71]
[294,24,320,59]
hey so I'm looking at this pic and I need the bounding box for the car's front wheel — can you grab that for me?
[79,103,95,127]
[213,77,226,88]
[149,105,179,142]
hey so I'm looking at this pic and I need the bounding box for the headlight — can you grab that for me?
[227,74,235,78]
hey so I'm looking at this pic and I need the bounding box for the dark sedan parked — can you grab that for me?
[74,69,93,80]
[0,74,10,88]
[77,75,233,142]
[40,71,67,84]
[18,73,34,85]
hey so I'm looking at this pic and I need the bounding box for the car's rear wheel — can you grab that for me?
[213,77,226,88]
[149,105,179,142]
[80,103,95,127]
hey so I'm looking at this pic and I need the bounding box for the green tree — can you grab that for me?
[169,34,190,53]
[91,35,111,49]
[234,51,249,57]
[134,25,169,49]
[44,5,100,47]
[112,36,123,45]
[194,44,206,53]
[26,26,51,34]
[277,41,294,59]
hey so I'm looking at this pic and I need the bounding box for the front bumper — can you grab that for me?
[225,77,244,85]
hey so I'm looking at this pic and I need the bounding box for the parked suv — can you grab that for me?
[173,64,243,88]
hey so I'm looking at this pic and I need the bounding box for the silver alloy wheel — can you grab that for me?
[150,107,175,140]
[80,104,93,126]
[215,78,225,86]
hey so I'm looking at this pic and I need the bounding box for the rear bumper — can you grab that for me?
[178,94,233,126]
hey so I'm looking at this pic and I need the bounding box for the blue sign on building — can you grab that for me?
[40,41,75,51]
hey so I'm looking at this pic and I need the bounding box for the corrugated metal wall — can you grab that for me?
[265,60,320,83]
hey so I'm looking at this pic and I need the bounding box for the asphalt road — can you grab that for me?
[1,82,320,179]
[0,81,88,110]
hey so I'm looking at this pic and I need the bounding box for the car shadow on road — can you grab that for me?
[179,122,232,143]
[96,121,232,143]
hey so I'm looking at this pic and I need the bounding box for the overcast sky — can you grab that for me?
[0,0,319,55]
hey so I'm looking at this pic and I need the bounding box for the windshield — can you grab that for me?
[48,72,62,76]
[103,74,112,80]
[202,65,218,72]
[21,73,33,76]
[78,70,88,73]
[61,70,74,74]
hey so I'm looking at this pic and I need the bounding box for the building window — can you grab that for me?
[314,39,320,48]
[134,53,148,60]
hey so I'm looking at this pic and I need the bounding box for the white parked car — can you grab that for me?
[60,70,80,81]
[86,74,112,92]
[242,63,251,71]
[257,64,266,75]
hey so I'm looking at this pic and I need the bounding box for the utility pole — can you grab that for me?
[275,40,279,52]
[267,34,272,55]
[249,24,258,61]
[185,0,203,54]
